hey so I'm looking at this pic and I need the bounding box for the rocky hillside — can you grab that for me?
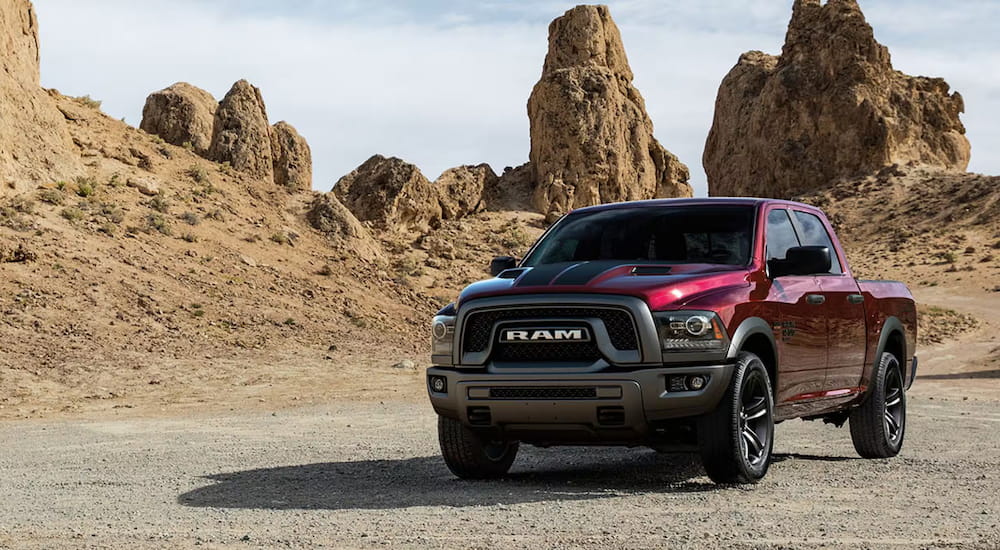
[704,0,970,199]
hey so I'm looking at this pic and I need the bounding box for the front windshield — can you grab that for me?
[522,205,755,267]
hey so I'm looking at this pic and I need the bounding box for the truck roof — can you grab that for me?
[571,197,813,214]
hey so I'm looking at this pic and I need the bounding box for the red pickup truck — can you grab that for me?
[427,198,917,484]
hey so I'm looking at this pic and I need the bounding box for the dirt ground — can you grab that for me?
[0,285,998,549]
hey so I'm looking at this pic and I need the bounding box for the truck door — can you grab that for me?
[764,208,828,403]
[790,209,867,392]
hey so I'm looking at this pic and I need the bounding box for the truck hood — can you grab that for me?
[457,260,750,311]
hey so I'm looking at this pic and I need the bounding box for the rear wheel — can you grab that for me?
[850,351,906,458]
[438,416,518,479]
[697,352,775,484]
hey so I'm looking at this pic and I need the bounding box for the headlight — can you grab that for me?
[653,311,729,354]
[431,314,456,365]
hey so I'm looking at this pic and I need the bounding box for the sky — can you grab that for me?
[32,0,1000,197]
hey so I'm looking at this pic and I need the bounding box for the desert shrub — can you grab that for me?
[181,232,198,243]
[76,95,102,109]
[11,196,35,214]
[148,195,170,213]
[97,222,117,235]
[186,165,209,184]
[60,207,86,222]
[935,251,958,264]
[180,211,201,226]
[205,209,225,221]
[75,176,97,197]
[38,189,64,205]
[270,231,290,245]
[146,213,171,235]
[97,203,125,224]
[318,264,333,276]
[502,225,531,249]
[107,174,124,188]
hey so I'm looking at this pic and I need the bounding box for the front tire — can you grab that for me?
[697,352,775,484]
[850,351,906,458]
[438,416,518,479]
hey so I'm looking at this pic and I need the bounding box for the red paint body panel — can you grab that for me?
[455,198,918,420]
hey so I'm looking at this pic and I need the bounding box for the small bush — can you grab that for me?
[76,95,102,109]
[146,213,171,235]
[270,232,290,245]
[75,177,97,198]
[283,318,297,326]
[60,207,86,222]
[186,165,209,184]
[935,251,958,264]
[318,264,333,276]
[55,181,68,191]
[180,211,201,226]
[182,142,194,151]
[205,209,225,222]
[38,189,64,205]
[97,203,125,224]
[11,196,35,214]
[181,232,198,243]
[107,174,124,188]
[502,226,531,249]
[964,246,976,254]
[148,195,170,213]
[192,309,205,318]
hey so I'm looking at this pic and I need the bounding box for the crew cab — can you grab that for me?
[426,198,917,484]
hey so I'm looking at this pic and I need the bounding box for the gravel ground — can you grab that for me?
[1,391,998,549]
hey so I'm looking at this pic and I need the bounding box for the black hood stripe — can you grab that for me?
[552,260,626,286]
[514,262,578,287]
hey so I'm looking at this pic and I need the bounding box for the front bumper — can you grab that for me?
[427,363,734,443]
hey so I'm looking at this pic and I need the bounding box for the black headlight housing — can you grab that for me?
[652,310,730,364]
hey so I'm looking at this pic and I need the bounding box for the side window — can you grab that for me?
[765,209,800,261]
[792,211,843,274]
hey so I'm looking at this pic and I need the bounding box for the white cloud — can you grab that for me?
[33,0,1000,196]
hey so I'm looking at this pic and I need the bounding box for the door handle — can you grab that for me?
[847,294,864,304]
[806,294,826,305]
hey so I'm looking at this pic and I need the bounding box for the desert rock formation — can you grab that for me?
[435,164,496,220]
[704,0,970,199]
[140,82,218,156]
[270,121,313,191]
[528,5,691,222]
[209,80,274,182]
[333,154,442,232]
[0,0,82,195]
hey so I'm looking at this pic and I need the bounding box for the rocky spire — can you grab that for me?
[528,5,691,222]
[704,0,970,198]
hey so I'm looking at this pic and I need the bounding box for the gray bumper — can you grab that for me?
[427,364,734,442]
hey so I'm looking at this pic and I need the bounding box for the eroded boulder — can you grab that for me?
[209,80,273,182]
[140,82,217,156]
[333,155,441,232]
[434,164,496,219]
[270,121,312,191]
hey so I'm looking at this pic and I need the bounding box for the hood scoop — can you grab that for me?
[631,265,673,276]
[497,268,527,279]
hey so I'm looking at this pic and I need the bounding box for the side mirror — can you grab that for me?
[490,256,517,276]
[768,246,831,278]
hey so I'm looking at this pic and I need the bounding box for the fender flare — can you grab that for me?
[869,316,907,390]
[727,316,777,364]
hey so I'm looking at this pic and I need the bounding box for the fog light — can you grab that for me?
[429,376,447,393]
[687,375,707,391]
